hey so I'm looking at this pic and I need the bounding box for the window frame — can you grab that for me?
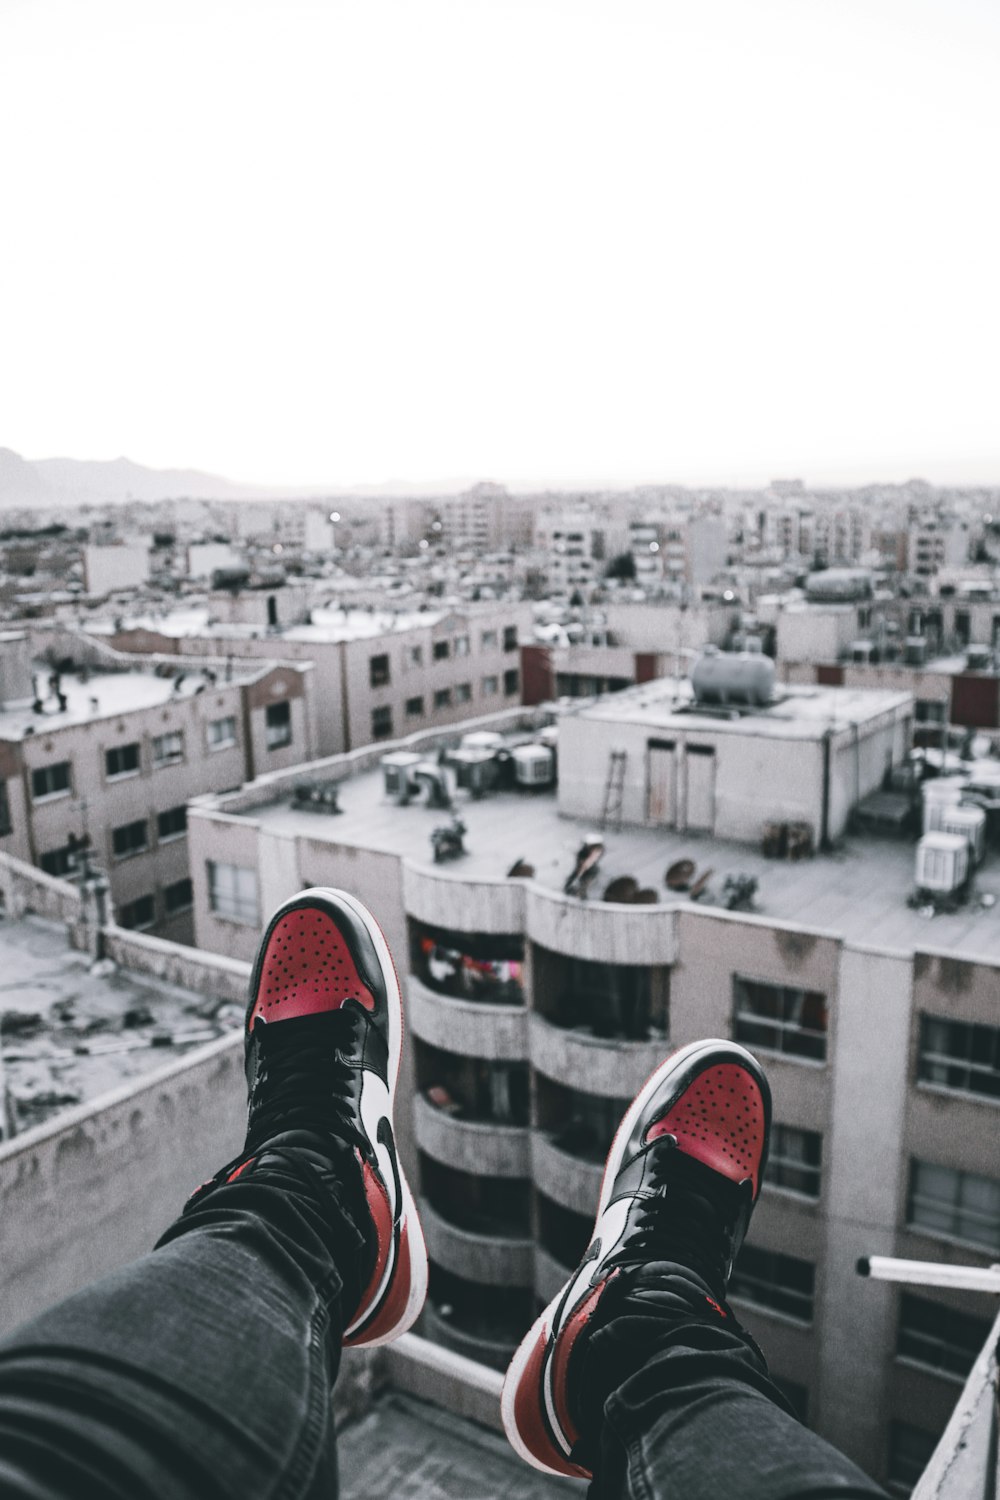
[207,715,238,752]
[152,729,185,768]
[156,805,188,843]
[371,704,393,740]
[917,1014,1000,1103]
[896,1291,991,1382]
[907,1157,1000,1252]
[31,761,73,803]
[733,975,828,1063]
[767,1123,823,1199]
[369,652,391,688]
[503,667,520,697]
[105,742,141,781]
[405,695,425,719]
[728,1244,815,1325]
[111,818,149,861]
[163,876,194,916]
[433,687,452,710]
[118,892,156,932]
[207,860,259,925]
[264,700,292,750]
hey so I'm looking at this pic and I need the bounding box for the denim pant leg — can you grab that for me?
[0,1160,366,1500]
[584,1311,890,1500]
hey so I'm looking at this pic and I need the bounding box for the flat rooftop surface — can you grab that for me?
[339,1393,579,1498]
[0,914,241,1133]
[577,676,911,741]
[237,769,1000,963]
[0,663,259,739]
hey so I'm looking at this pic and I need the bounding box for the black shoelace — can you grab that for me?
[605,1138,750,1297]
[245,1008,367,1157]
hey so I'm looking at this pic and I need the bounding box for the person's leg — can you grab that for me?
[0,887,427,1500]
[502,1040,888,1500]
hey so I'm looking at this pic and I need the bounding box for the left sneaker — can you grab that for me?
[189,887,428,1349]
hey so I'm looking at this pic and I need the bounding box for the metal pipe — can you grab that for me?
[857,1255,1000,1294]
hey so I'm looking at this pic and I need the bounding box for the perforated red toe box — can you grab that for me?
[646,1063,767,1195]
[249,906,376,1029]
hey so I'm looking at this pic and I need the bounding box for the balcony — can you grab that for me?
[531,1130,604,1215]
[526,885,677,964]
[420,1200,534,1287]
[414,1093,530,1178]
[403,863,527,935]
[407,975,528,1061]
[530,1013,669,1098]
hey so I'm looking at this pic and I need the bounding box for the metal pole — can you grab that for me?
[857,1255,1000,1294]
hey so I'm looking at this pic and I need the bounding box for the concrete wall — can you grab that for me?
[0,1035,244,1334]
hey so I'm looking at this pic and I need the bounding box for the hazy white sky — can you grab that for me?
[1,0,997,489]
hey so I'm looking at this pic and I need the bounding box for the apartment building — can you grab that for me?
[184,679,998,1491]
[0,631,313,942]
[107,601,532,758]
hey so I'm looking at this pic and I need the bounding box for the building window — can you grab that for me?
[369,653,390,688]
[481,629,498,650]
[265,701,292,750]
[433,640,450,661]
[887,1422,940,1497]
[897,1293,991,1381]
[454,635,470,657]
[152,730,185,767]
[208,861,259,924]
[455,682,472,704]
[729,1245,815,1324]
[112,819,149,860]
[908,1159,1000,1251]
[405,696,424,719]
[0,780,11,837]
[40,842,83,879]
[408,645,423,668]
[164,877,194,915]
[482,674,499,696]
[156,805,188,842]
[433,688,452,710]
[768,1124,822,1198]
[503,625,518,652]
[118,893,156,931]
[31,762,72,802]
[105,742,141,779]
[503,668,519,696]
[208,716,237,751]
[371,705,393,740]
[918,1015,1000,1101]
[915,700,946,725]
[733,976,828,1062]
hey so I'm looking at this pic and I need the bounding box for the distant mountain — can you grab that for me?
[0,449,482,509]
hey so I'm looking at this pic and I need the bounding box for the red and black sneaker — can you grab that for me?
[501,1039,771,1479]
[193,887,428,1349]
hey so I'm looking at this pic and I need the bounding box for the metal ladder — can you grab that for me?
[601,749,627,830]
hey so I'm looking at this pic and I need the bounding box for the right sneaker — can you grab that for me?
[501,1039,771,1479]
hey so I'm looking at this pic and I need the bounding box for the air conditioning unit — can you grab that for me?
[940,805,987,865]
[449,747,499,798]
[966,645,992,671]
[381,750,421,801]
[511,744,555,788]
[915,832,969,893]
[921,778,967,834]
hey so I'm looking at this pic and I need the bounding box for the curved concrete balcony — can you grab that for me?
[531,1131,604,1217]
[413,1093,531,1178]
[420,1199,534,1287]
[407,975,529,1061]
[403,862,527,935]
[526,886,677,965]
[529,1013,670,1099]
[535,1244,575,1306]
[422,1301,518,1373]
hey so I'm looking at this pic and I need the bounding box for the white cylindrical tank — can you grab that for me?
[922,779,968,834]
[916,832,969,893]
[691,650,775,708]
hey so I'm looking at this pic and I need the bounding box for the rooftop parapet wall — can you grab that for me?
[0,849,82,930]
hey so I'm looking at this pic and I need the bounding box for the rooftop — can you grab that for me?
[229,766,1000,962]
[0,661,269,741]
[338,1392,577,1499]
[578,676,911,742]
[0,913,241,1133]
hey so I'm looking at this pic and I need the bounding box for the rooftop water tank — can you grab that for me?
[691,650,775,709]
[804,569,874,602]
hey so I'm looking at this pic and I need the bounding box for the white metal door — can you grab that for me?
[686,745,716,832]
[647,741,676,825]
